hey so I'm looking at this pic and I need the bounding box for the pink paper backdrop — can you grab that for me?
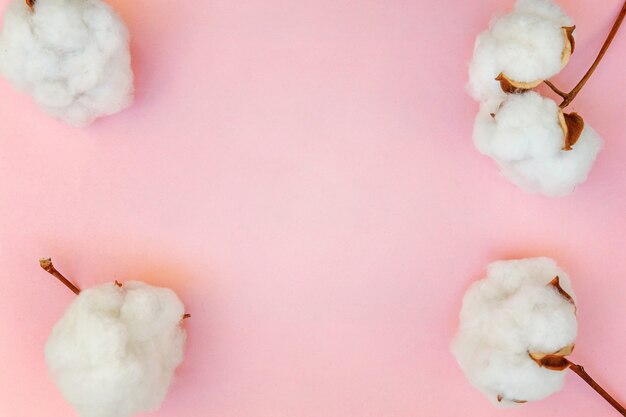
[1,0,625,416]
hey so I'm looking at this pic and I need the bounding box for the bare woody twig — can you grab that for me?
[555,2,626,108]
[544,80,569,99]
[569,363,626,416]
[39,258,81,295]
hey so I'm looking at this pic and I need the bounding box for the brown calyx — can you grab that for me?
[497,394,527,404]
[25,0,35,11]
[561,26,576,68]
[558,111,585,151]
[529,344,575,371]
[548,276,576,308]
[564,26,576,53]
[496,73,541,94]
[529,353,572,371]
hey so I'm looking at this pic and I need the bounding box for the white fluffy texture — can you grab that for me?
[45,281,186,417]
[468,0,572,101]
[0,0,133,126]
[474,92,602,196]
[451,257,577,406]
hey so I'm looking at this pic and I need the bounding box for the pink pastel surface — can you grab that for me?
[1,0,625,416]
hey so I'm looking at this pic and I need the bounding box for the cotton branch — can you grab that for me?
[557,2,626,108]
[39,258,81,295]
[544,80,569,99]
[569,363,626,416]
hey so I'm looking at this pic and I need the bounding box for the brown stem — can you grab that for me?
[39,258,81,295]
[569,363,626,416]
[544,80,569,99]
[560,2,626,108]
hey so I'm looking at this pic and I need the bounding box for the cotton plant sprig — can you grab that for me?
[469,0,626,197]
[452,257,625,415]
[0,0,134,126]
[40,258,189,417]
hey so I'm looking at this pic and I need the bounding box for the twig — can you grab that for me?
[569,362,626,416]
[544,80,569,99]
[560,2,626,108]
[39,258,81,295]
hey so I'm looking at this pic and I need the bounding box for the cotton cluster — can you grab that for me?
[45,281,186,417]
[468,0,603,196]
[0,0,133,126]
[468,0,573,101]
[451,257,577,406]
[474,92,602,196]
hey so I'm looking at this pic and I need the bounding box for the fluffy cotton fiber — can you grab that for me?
[0,0,133,126]
[474,92,602,196]
[468,0,572,101]
[45,281,186,417]
[451,257,577,406]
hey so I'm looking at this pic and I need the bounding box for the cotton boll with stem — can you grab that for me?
[470,1,626,196]
[451,258,626,415]
[468,0,574,101]
[40,258,190,417]
[473,91,602,197]
[0,0,134,126]
[452,258,578,404]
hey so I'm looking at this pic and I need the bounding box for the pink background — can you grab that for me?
[1,0,625,416]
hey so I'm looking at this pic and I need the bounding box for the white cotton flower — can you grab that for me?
[473,91,602,197]
[451,257,577,406]
[45,281,186,417]
[468,0,573,101]
[0,0,134,126]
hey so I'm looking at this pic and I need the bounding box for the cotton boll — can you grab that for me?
[45,281,186,417]
[473,91,602,196]
[0,0,133,126]
[451,257,577,406]
[468,0,573,101]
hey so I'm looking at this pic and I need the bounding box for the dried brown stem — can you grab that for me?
[39,258,81,295]
[570,363,626,416]
[544,80,568,99]
[560,2,626,108]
